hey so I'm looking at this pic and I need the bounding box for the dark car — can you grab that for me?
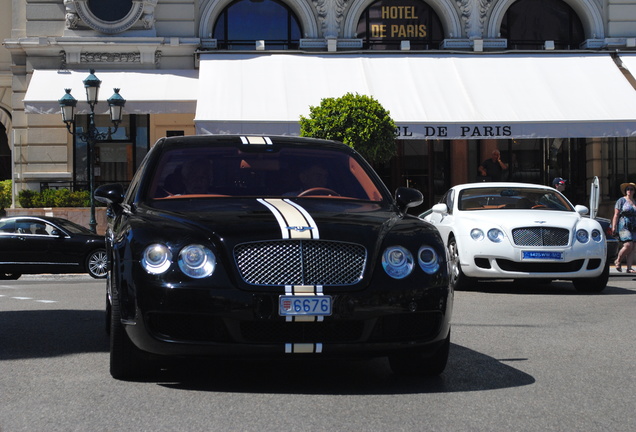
[0,216,107,279]
[96,135,452,380]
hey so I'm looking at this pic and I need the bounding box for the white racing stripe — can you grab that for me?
[258,198,325,354]
[257,198,319,239]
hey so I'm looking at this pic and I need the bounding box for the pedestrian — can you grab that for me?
[611,182,636,273]
[478,150,508,181]
[552,177,566,193]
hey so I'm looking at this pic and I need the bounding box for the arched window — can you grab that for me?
[501,0,584,50]
[356,0,443,50]
[213,0,301,50]
[88,0,133,22]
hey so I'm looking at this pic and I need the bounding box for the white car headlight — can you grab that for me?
[591,229,602,242]
[418,246,440,274]
[382,246,414,279]
[142,243,173,274]
[470,229,484,241]
[576,229,589,243]
[178,244,216,279]
[487,228,504,243]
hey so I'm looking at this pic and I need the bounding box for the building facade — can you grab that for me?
[1,0,636,216]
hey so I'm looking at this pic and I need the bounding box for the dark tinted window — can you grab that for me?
[501,0,585,50]
[148,145,384,201]
[356,0,444,50]
[88,0,133,22]
[213,0,301,50]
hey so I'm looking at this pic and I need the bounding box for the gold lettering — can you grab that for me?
[381,6,419,20]
[371,24,386,38]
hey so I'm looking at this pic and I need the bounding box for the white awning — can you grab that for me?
[195,53,636,139]
[619,54,636,79]
[24,69,199,115]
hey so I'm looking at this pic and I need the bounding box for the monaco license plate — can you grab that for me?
[522,251,563,260]
[279,295,332,317]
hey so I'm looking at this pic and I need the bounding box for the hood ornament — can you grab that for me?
[286,226,314,232]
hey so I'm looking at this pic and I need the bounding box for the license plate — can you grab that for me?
[522,251,563,260]
[279,295,332,316]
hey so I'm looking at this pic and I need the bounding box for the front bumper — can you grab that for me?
[458,234,606,279]
[123,280,452,358]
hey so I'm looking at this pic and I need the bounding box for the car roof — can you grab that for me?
[453,182,553,191]
[155,135,351,152]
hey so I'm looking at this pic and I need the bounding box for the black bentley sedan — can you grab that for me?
[0,215,107,279]
[95,135,452,380]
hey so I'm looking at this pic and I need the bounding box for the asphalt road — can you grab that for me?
[1,272,634,432]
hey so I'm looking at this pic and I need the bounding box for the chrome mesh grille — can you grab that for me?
[512,227,569,246]
[234,240,367,286]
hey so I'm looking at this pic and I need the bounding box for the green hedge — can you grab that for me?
[0,180,11,210]
[18,188,96,208]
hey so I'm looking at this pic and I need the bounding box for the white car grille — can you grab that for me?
[512,227,569,246]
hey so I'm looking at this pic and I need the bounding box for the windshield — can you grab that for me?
[458,187,574,211]
[146,146,384,201]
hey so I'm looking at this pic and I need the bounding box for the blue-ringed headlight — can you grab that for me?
[576,229,589,243]
[471,229,484,241]
[382,246,414,279]
[178,244,216,279]
[141,243,172,274]
[418,246,440,274]
[591,229,602,242]
[487,228,504,243]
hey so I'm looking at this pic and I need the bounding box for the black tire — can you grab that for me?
[86,248,108,279]
[448,237,475,290]
[0,273,21,280]
[389,330,451,376]
[572,264,609,293]
[110,290,150,380]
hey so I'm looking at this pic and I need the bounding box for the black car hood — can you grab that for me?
[142,197,400,250]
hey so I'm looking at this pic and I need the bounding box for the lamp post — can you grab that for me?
[59,69,126,233]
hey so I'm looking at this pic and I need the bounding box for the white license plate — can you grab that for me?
[279,295,332,316]
[522,251,563,260]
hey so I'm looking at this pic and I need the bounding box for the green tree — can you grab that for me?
[299,93,397,164]
[0,180,11,213]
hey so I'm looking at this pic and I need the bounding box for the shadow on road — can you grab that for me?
[460,279,636,295]
[1,309,535,395]
[0,309,108,360]
[156,343,535,395]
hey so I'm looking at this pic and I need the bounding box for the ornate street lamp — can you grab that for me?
[58,69,126,233]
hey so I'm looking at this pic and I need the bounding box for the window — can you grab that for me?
[356,0,444,50]
[500,0,584,50]
[73,114,150,191]
[213,0,301,50]
[88,0,133,22]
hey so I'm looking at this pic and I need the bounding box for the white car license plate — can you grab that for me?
[279,295,332,316]
[522,251,563,260]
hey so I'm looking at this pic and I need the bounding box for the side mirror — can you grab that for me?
[395,187,424,213]
[574,204,589,216]
[432,203,449,215]
[95,183,125,206]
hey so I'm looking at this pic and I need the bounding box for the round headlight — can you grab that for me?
[591,229,602,242]
[576,229,589,243]
[471,229,484,241]
[178,244,216,278]
[418,246,440,274]
[142,243,172,274]
[382,246,414,279]
[487,228,504,243]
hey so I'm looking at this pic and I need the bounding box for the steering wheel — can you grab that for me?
[532,204,547,209]
[298,187,340,197]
